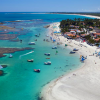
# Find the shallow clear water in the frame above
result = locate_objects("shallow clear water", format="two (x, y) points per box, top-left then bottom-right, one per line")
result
(0, 13), (92, 100)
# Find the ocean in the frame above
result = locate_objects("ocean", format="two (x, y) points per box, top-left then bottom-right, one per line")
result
(0, 13), (92, 100)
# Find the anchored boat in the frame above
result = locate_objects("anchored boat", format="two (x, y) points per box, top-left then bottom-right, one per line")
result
(34, 69), (40, 72)
(44, 61), (51, 65)
(46, 58), (50, 59)
(44, 53), (50, 56)
(9, 54), (13, 58)
(35, 34), (39, 37)
(27, 59), (34, 62)
(52, 46), (57, 49)
(70, 51), (75, 54)
(28, 42), (35, 45)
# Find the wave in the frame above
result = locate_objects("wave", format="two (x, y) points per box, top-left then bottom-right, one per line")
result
(19, 51), (34, 59)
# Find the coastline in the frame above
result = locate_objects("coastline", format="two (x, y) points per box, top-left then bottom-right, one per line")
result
(40, 22), (100, 100)
(68, 14), (100, 19)
(48, 13), (100, 19)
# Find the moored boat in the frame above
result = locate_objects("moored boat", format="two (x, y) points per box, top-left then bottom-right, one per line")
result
(27, 59), (34, 62)
(9, 54), (13, 58)
(35, 34), (39, 37)
(44, 53), (50, 56)
(28, 42), (35, 45)
(44, 61), (51, 65)
(46, 58), (50, 59)
(52, 46), (57, 49)
(46, 35), (49, 37)
(35, 39), (37, 41)
(34, 69), (40, 72)
(73, 48), (78, 51)
(70, 51), (75, 54)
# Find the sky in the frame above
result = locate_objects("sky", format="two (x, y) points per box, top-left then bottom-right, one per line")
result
(0, 0), (100, 12)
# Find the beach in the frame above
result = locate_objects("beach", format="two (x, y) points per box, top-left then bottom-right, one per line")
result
(41, 22), (100, 100)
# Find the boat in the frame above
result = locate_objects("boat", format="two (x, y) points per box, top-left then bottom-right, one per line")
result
(9, 54), (13, 58)
(35, 34), (37, 36)
(46, 35), (49, 37)
(28, 42), (35, 45)
(65, 44), (67, 46)
(46, 58), (50, 59)
(52, 46), (57, 49)
(70, 51), (75, 54)
(35, 34), (39, 37)
(44, 53), (50, 56)
(34, 69), (40, 72)
(44, 61), (51, 65)
(27, 59), (34, 62)
(46, 39), (50, 42)
(35, 39), (37, 41)
(73, 48), (78, 51)
(20, 40), (22, 43)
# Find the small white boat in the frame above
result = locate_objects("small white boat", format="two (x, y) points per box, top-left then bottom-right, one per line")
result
(52, 46), (57, 49)
(28, 42), (35, 45)
(70, 51), (75, 54)
(73, 48), (78, 51)
(44, 53), (50, 56)
(34, 69), (40, 72)
(27, 59), (34, 62)
(46, 35), (49, 37)
(44, 61), (51, 65)
(9, 54), (13, 58)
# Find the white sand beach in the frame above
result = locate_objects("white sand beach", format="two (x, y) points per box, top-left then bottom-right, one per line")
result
(41, 22), (100, 100)
(69, 14), (100, 19)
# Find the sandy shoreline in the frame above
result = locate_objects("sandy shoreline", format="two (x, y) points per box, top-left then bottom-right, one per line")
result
(66, 14), (100, 19)
(40, 21), (100, 100)
(49, 13), (100, 19)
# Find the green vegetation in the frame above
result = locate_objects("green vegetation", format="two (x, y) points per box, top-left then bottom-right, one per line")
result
(60, 18), (100, 34)
(60, 18), (100, 45)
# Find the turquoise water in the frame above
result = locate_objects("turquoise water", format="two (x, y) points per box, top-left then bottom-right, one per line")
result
(0, 13), (92, 100)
